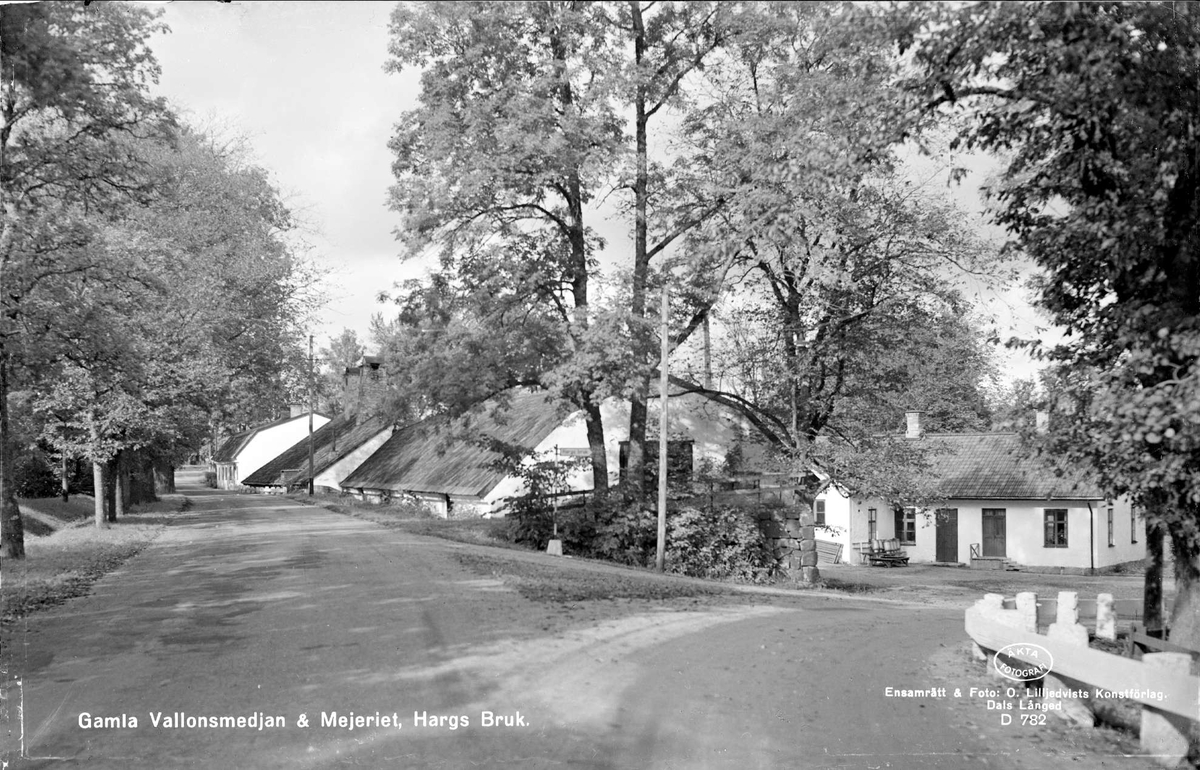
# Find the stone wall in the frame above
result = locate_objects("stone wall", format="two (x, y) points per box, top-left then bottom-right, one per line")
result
(754, 504), (819, 583)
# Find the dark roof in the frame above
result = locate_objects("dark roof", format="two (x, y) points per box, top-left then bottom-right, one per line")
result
(921, 433), (1104, 501)
(340, 389), (566, 498)
(241, 413), (390, 487)
(213, 429), (254, 463)
(210, 412), (331, 465)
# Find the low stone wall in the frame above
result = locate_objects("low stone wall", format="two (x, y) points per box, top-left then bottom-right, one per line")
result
(753, 505), (819, 583)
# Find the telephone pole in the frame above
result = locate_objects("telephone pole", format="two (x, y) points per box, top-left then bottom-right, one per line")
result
(307, 334), (315, 496)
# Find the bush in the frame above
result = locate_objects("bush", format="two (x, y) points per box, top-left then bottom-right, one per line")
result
(14, 450), (61, 498)
(665, 505), (776, 581)
(203, 471), (216, 488)
(507, 489), (775, 581)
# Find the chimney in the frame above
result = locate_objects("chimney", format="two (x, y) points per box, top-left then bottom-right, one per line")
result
(289, 404), (306, 419)
(1035, 410), (1049, 434)
(905, 411), (923, 439)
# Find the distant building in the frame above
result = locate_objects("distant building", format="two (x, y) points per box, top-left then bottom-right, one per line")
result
(211, 408), (331, 489)
(817, 412), (1145, 573)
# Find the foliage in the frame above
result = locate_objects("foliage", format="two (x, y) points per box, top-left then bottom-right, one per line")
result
(385, 1), (625, 489)
(12, 448), (59, 499)
(892, 1), (1200, 643)
(664, 505), (775, 582)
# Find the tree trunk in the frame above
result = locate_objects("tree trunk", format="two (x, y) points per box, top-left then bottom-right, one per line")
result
(1168, 524), (1200, 649)
(93, 460), (110, 529)
(114, 451), (128, 518)
(153, 457), (175, 495)
(0, 351), (24, 559)
(105, 457), (118, 523)
(61, 452), (70, 503)
(1144, 517), (1166, 635)
(584, 399), (608, 493)
(625, 0), (651, 504)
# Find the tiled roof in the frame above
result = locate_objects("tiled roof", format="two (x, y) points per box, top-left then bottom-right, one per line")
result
(340, 389), (566, 498)
(922, 433), (1103, 501)
(241, 413), (390, 487)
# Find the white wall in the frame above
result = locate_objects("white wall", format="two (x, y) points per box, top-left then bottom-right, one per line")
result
(312, 426), (392, 492)
(841, 496), (1146, 570)
(235, 414), (331, 485)
(814, 486), (854, 562)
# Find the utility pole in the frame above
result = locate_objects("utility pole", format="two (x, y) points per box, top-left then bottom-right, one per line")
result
(656, 283), (670, 572)
(307, 334), (315, 496)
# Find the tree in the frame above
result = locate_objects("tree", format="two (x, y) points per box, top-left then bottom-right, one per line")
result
(0, 2), (175, 557)
(317, 328), (365, 415)
(895, 2), (1200, 645)
(386, 0), (625, 491)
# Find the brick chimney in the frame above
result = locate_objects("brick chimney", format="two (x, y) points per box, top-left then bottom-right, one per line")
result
(289, 404), (306, 419)
(1036, 410), (1049, 434)
(905, 411), (923, 439)
(342, 355), (385, 417)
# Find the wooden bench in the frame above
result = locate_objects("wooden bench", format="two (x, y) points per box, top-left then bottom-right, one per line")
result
(854, 538), (910, 567)
(1125, 622), (1200, 662)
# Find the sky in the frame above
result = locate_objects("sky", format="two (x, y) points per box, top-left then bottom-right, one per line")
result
(147, 1), (1052, 384)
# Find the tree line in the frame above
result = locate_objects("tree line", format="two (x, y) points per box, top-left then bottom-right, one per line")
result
(376, 1), (1200, 644)
(0, 3), (317, 558)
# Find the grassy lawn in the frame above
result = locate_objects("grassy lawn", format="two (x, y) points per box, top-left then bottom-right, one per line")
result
(2, 497), (188, 626)
(292, 492), (519, 550)
(454, 551), (729, 603)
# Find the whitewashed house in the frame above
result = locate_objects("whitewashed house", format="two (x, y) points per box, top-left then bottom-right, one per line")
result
(211, 408), (331, 489)
(816, 413), (1146, 574)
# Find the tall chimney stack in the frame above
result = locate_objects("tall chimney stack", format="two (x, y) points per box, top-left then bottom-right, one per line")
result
(1035, 410), (1049, 434)
(905, 411), (923, 439)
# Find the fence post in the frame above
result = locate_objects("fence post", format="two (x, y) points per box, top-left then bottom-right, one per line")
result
(973, 594), (1005, 661)
(1044, 591), (1093, 726)
(1096, 593), (1116, 640)
(1140, 652), (1193, 766)
(1016, 592), (1038, 633)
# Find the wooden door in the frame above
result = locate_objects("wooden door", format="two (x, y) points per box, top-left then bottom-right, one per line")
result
(982, 508), (1007, 557)
(936, 508), (958, 562)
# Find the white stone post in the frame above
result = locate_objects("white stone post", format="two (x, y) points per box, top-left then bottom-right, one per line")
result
(1140, 652), (1193, 767)
(1044, 591), (1093, 725)
(1016, 592), (1039, 633)
(1096, 593), (1116, 640)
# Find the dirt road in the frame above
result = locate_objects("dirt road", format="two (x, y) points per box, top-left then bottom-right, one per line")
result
(1, 476), (1163, 768)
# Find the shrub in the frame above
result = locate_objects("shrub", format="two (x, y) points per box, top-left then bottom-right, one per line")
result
(203, 471), (217, 488)
(665, 505), (776, 581)
(14, 450), (60, 498)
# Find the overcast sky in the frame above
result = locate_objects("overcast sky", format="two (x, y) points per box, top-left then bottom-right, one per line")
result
(147, 1), (1050, 384)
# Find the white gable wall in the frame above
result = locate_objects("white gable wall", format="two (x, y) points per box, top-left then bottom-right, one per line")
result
(234, 414), (331, 486)
(312, 426), (393, 493)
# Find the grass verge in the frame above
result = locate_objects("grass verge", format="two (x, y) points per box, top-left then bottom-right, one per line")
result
(292, 492), (518, 550)
(1, 497), (187, 626)
(455, 551), (728, 603)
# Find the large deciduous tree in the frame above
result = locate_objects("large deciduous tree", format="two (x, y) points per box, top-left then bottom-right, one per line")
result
(0, 2), (174, 558)
(895, 2), (1200, 645)
(386, 0), (624, 491)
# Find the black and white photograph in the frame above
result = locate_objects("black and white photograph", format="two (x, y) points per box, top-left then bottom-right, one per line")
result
(1, 1), (1198, 767)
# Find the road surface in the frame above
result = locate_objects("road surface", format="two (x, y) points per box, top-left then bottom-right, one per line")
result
(2, 475), (1160, 768)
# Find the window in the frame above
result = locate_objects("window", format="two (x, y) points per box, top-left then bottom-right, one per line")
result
(1044, 509), (1068, 548)
(1132, 508), (1138, 544)
(894, 507), (917, 545)
(815, 499), (826, 526)
(1107, 503), (1115, 547)
(867, 508), (877, 541)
